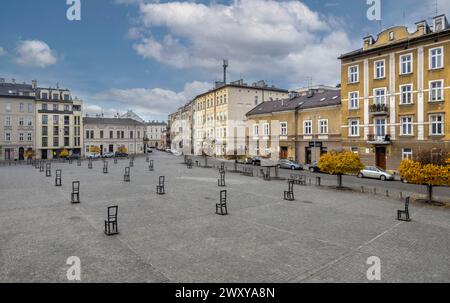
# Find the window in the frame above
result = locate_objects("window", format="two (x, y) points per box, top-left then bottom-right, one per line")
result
(19, 117), (24, 126)
(19, 103), (24, 112)
(375, 118), (386, 137)
(351, 147), (359, 154)
(389, 31), (395, 40)
(402, 148), (413, 160)
(254, 96), (259, 105)
(53, 126), (59, 136)
(91, 130), (94, 139)
(42, 115), (48, 125)
(41, 92), (48, 99)
(5, 116), (11, 126)
(304, 120), (312, 135)
(253, 124), (259, 137)
(400, 54), (412, 74)
(42, 103), (48, 110)
(28, 103), (33, 113)
(349, 92), (359, 109)
(319, 119), (328, 134)
(86, 130), (90, 139)
(53, 104), (58, 111)
(64, 126), (70, 136)
(27, 133), (32, 141)
(5, 132), (11, 141)
(19, 133), (24, 141)
(429, 80), (443, 102)
(42, 137), (48, 147)
(52, 93), (59, 100)
(27, 118), (32, 126)
(100, 130), (104, 139)
(53, 115), (59, 124)
(349, 120), (359, 136)
(429, 47), (443, 69)
(110, 131), (113, 139)
(280, 122), (288, 136)
(63, 94), (70, 101)
(400, 116), (413, 135)
(117, 131), (120, 139)
(429, 114), (444, 135)
(64, 137), (70, 146)
(374, 60), (385, 79)
(348, 65), (359, 83)
(5, 103), (11, 112)
(64, 104), (70, 111)
(53, 137), (59, 147)
(374, 88), (387, 105)
(263, 123), (270, 136)
(42, 126), (48, 136)
(400, 85), (413, 104)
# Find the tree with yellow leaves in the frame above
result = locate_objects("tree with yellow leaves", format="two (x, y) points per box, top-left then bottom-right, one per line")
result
(24, 149), (35, 159)
(117, 145), (128, 153)
(89, 146), (101, 154)
(399, 149), (450, 203)
(59, 149), (69, 158)
(318, 151), (365, 188)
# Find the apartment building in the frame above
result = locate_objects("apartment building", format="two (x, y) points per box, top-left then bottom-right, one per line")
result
(245, 88), (342, 165)
(339, 14), (450, 170)
(168, 100), (194, 154)
(194, 80), (289, 157)
(0, 80), (36, 161)
(34, 86), (83, 160)
(83, 117), (147, 155)
(146, 120), (167, 149)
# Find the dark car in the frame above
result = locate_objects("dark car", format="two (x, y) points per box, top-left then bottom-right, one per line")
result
(114, 152), (128, 158)
(67, 153), (81, 160)
(306, 161), (321, 173)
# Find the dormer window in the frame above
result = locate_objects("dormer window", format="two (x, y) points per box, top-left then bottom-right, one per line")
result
(389, 31), (395, 40)
(435, 19), (443, 31)
(41, 92), (48, 99)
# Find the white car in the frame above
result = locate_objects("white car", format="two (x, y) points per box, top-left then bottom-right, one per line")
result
(87, 153), (101, 159)
(358, 166), (394, 181)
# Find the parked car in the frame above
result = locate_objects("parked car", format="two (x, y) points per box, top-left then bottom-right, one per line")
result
(165, 148), (171, 153)
(249, 156), (261, 166)
(278, 159), (303, 170)
(67, 153), (80, 160)
(114, 152), (128, 158)
(87, 153), (101, 159)
(102, 152), (115, 158)
(358, 166), (394, 181)
(305, 161), (321, 173)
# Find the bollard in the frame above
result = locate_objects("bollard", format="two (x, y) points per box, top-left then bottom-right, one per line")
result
(315, 177), (321, 186)
(400, 192), (403, 200)
(361, 186), (364, 193)
(386, 190), (389, 197)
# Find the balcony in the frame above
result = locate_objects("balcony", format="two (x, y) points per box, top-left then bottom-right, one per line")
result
(369, 104), (388, 115)
(367, 134), (391, 145)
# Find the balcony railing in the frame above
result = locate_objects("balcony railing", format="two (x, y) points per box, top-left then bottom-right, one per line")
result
(367, 134), (391, 144)
(369, 104), (388, 115)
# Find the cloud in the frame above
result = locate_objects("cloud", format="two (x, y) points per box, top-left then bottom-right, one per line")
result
(14, 40), (57, 68)
(0, 47), (6, 56)
(128, 0), (355, 86)
(93, 81), (211, 118)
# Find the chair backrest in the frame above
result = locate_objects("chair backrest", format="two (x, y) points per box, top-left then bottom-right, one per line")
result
(125, 167), (130, 175)
(220, 190), (227, 203)
(288, 180), (294, 191)
(405, 197), (410, 210)
(107, 205), (118, 220)
(150, 160), (154, 166)
(104, 161), (108, 168)
(72, 181), (80, 192)
(46, 163), (51, 169)
(56, 169), (61, 177)
(159, 176), (165, 185)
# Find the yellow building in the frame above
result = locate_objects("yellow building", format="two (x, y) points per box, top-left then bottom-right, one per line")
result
(245, 88), (342, 165)
(193, 80), (289, 157)
(339, 15), (450, 170)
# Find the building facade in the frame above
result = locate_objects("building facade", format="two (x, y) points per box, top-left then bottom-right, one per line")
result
(194, 80), (289, 157)
(246, 88), (342, 165)
(35, 86), (83, 160)
(339, 15), (450, 170)
(168, 100), (195, 154)
(146, 120), (167, 149)
(83, 117), (147, 155)
(0, 81), (36, 161)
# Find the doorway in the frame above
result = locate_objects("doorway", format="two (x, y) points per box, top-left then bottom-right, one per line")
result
(375, 147), (386, 170)
(19, 147), (24, 161)
(305, 147), (312, 164)
(280, 147), (288, 159)
(41, 149), (48, 160)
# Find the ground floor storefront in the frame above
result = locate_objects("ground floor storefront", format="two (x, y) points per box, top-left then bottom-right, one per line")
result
(37, 148), (82, 160)
(295, 140), (342, 165)
(1, 145), (34, 161)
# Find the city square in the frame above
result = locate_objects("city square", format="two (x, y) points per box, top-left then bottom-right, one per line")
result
(1, 151), (449, 283)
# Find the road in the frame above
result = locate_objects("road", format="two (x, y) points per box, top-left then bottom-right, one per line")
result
(183, 154), (450, 202)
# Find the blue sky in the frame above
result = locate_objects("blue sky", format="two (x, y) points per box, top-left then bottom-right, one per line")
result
(0, 0), (448, 121)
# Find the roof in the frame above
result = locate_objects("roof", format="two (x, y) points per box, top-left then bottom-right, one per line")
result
(194, 83), (289, 100)
(246, 89), (341, 117)
(83, 117), (147, 126)
(0, 82), (35, 98)
(147, 121), (167, 126)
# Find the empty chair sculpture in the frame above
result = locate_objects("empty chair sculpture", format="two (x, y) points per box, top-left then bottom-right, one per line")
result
(289, 174), (307, 185)
(103, 161), (108, 174)
(218, 171), (226, 187)
(71, 181), (80, 203)
(397, 197), (411, 222)
(156, 176), (165, 195)
(284, 180), (295, 201)
(149, 160), (154, 171)
(45, 163), (51, 177)
(216, 190), (228, 215)
(35, 161), (40, 169)
(88, 159), (93, 169)
(40, 161), (44, 172)
(69, 158), (73, 164)
(124, 167), (130, 182)
(104, 206), (119, 235)
(114, 157), (118, 164)
(187, 159), (193, 169)
(55, 169), (62, 186)
(129, 159), (134, 167)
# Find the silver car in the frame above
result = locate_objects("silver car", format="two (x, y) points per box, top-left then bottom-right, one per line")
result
(278, 159), (303, 170)
(358, 166), (394, 181)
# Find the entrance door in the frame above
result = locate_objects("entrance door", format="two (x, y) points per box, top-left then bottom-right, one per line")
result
(280, 147), (288, 159)
(100, 145), (104, 155)
(109, 144), (114, 152)
(305, 147), (312, 164)
(375, 147), (386, 170)
(19, 147), (25, 161)
(42, 150), (47, 160)
(5, 149), (11, 160)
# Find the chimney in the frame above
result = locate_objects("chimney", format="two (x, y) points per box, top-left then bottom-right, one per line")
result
(415, 20), (429, 35)
(31, 80), (37, 89)
(363, 36), (374, 50)
(223, 59), (228, 84)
